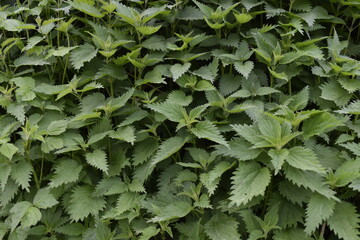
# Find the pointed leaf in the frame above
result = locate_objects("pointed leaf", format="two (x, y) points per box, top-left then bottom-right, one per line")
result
(85, 149), (108, 174)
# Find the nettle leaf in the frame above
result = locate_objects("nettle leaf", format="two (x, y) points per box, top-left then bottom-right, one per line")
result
(149, 201), (193, 223)
(49, 159), (82, 188)
(337, 101), (360, 114)
(305, 193), (336, 234)
(200, 161), (233, 195)
(286, 147), (325, 173)
(0, 161), (11, 191)
(328, 201), (360, 240)
(230, 162), (271, 206)
(268, 149), (288, 175)
(331, 158), (360, 187)
(132, 138), (158, 166)
(302, 112), (342, 139)
(14, 55), (50, 67)
(85, 149), (108, 174)
(289, 86), (309, 111)
(67, 185), (106, 221)
(7, 103), (26, 124)
(234, 61), (254, 79)
(137, 25), (162, 36)
(109, 125), (136, 144)
(167, 90), (193, 106)
(70, 43), (98, 70)
(33, 188), (58, 209)
(284, 165), (336, 199)
(170, 63), (191, 81)
(69, 0), (104, 18)
(10, 201), (41, 231)
(47, 120), (67, 135)
(192, 59), (219, 82)
(0, 143), (18, 160)
(274, 228), (313, 240)
(320, 81), (352, 107)
(214, 137), (262, 161)
(178, 6), (203, 20)
(204, 213), (241, 240)
(151, 136), (188, 165)
(191, 121), (228, 147)
(11, 77), (36, 101)
(11, 161), (33, 191)
(147, 102), (185, 123)
(46, 46), (78, 58)
(340, 142), (360, 156)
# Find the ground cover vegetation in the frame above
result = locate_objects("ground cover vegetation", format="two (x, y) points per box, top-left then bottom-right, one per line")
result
(0, 0), (360, 239)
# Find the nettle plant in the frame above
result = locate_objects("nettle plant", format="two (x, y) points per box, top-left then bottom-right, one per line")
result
(0, 0), (360, 239)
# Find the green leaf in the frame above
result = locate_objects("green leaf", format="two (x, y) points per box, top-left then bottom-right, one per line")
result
(302, 112), (342, 139)
(11, 77), (36, 101)
(191, 121), (228, 147)
(230, 162), (271, 206)
(47, 120), (67, 135)
(274, 228), (313, 240)
(7, 103), (26, 124)
(115, 192), (141, 215)
(33, 188), (58, 209)
(0, 143), (18, 160)
(49, 159), (83, 188)
(286, 147), (325, 173)
(204, 213), (241, 240)
(340, 142), (360, 156)
(167, 90), (193, 106)
(192, 59), (218, 82)
(331, 158), (360, 187)
(55, 223), (85, 236)
(200, 161), (233, 195)
(328, 201), (360, 240)
(147, 102), (185, 123)
(192, 0), (213, 18)
(109, 125), (136, 144)
(0, 179), (18, 207)
(11, 161), (33, 191)
(10, 201), (41, 231)
(69, 0), (104, 18)
(46, 46), (78, 58)
(70, 43), (98, 70)
(149, 201), (193, 222)
(94, 177), (128, 196)
(320, 81), (351, 107)
(289, 86), (309, 111)
(137, 25), (161, 35)
(178, 6), (203, 20)
(284, 165), (336, 199)
(0, 161), (11, 191)
(255, 87), (279, 96)
(85, 149), (108, 174)
(234, 61), (254, 79)
(132, 138), (158, 166)
(305, 193), (336, 234)
(14, 55), (50, 67)
(214, 137), (262, 161)
(151, 136), (188, 165)
(142, 36), (167, 51)
(67, 185), (106, 221)
(268, 149), (289, 175)
(337, 101), (360, 114)
(114, 2), (139, 26)
(170, 63), (191, 81)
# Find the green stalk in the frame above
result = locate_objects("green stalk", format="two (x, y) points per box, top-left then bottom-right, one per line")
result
(62, 34), (71, 84)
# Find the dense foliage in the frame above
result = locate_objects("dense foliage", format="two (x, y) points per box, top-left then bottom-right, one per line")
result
(1, 0), (360, 239)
